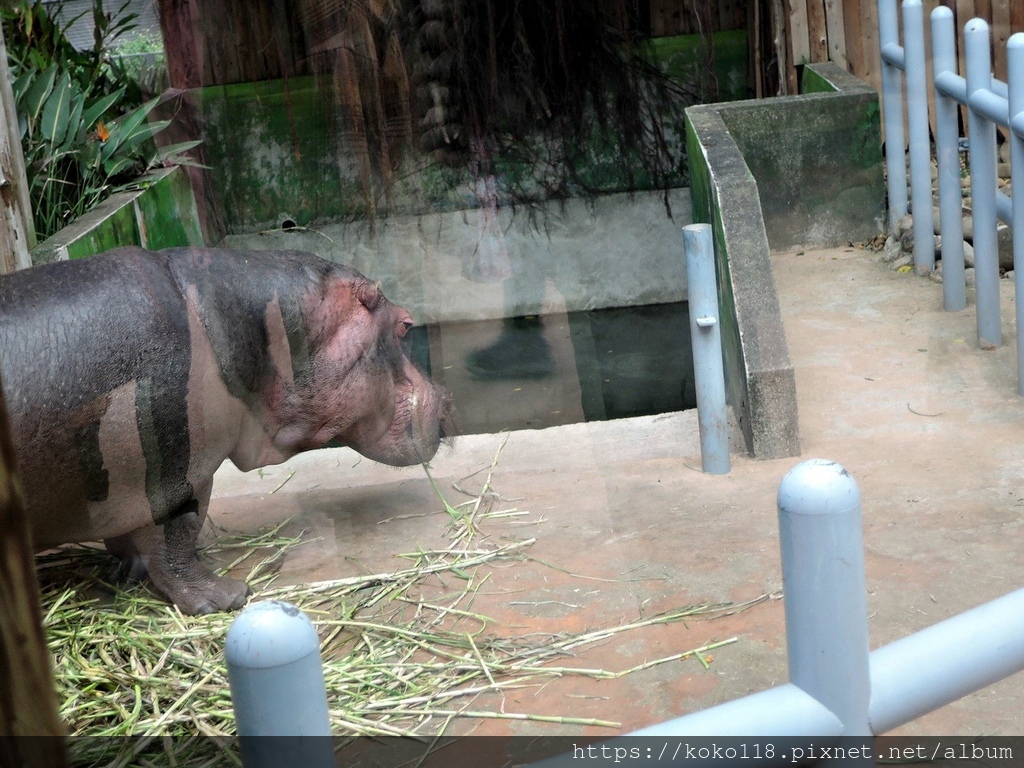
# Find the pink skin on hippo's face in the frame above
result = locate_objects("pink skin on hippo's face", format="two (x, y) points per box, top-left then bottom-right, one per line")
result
(265, 275), (453, 469)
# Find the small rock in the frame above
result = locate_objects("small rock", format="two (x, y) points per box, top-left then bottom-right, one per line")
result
(998, 225), (1015, 270)
(900, 225), (915, 252)
(962, 177), (972, 190)
(1006, 270), (1015, 281)
(1000, 141), (1012, 165)
(998, 162), (1012, 180)
(882, 235), (903, 263)
(962, 215), (973, 242)
(965, 267), (976, 287)
(930, 267), (943, 284)
(892, 254), (914, 271)
(897, 213), (914, 238)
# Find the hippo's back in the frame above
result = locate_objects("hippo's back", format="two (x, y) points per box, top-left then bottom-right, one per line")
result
(0, 248), (194, 544)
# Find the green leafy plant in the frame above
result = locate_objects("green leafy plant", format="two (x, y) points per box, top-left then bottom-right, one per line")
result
(2, 0), (198, 239)
(109, 30), (167, 97)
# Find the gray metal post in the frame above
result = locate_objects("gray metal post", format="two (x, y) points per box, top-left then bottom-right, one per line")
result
(1009, 34), (1024, 394)
(931, 7), (967, 310)
(777, 459), (871, 735)
(684, 224), (730, 474)
(879, 0), (908, 229)
(903, 0), (934, 274)
(226, 600), (334, 768)
(965, 18), (1002, 349)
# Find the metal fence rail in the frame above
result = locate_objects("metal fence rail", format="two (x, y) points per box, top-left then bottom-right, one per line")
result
(880, 0), (1024, 392)
(225, 460), (1024, 766)
(528, 460), (1024, 765)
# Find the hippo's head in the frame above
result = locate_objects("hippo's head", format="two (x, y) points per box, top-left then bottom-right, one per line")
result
(260, 261), (454, 468)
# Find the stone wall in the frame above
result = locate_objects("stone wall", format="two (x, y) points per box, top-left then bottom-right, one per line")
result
(683, 61), (885, 459)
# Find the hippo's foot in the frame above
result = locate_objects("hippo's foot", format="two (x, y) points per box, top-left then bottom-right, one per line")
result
(105, 512), (252, 615)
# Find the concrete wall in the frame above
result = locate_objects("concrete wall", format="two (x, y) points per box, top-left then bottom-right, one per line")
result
(221, 188), (692, 324)
(177, 32), (748, 236)
(186, 76), (690, 237)
(718, 64), (885, 251)
(684, 62), (885, 460)
(31, 167), (203, 264)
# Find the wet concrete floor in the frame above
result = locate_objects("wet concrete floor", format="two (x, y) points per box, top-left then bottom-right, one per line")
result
(211, 246), (1024, 738)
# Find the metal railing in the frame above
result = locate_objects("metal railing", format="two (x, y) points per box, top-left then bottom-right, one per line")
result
(225, 460), (1024, 764)
(684, 223), (730, 474)
(880, 0), (1024, 392)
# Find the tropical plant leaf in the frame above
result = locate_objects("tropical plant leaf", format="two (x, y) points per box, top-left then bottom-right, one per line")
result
(6, 0), (188, 239)
(100, 98), (158, 161)
(11, 70), (33, 103)
(153, 139), (203, 161)
(117, 117), (169, 155)
(80, 87), (125, 133)
(61, 92), (85, 152)
(79, 141), (101, 172)
(40, 71), (74, 146)
(21, 63), (57, 123)
(101, 155), (137, 177)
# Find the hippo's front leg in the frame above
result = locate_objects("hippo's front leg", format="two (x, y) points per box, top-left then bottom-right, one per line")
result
(104, 486), (251, 615)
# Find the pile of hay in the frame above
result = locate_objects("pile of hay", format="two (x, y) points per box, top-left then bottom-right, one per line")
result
(38, 457), (755, 767)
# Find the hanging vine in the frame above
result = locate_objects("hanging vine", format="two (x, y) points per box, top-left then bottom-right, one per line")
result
(298, 0), (705, 215)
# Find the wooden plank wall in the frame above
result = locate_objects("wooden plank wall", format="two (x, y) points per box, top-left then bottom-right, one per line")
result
(788, 0), (1024, 98)
(650, 0), (1024, 104)
(648, 0), (746, 35)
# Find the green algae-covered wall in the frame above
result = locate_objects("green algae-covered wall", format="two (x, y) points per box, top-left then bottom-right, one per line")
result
(653, 29), (749, 103)
(32, 167), (204, 264)
(187, 32), (747, 235)
(194, 74), (690, 233)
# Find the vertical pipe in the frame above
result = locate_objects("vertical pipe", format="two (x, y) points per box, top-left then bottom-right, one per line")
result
(904, 0), (934, 274)
(932, 7), (967, 310)
(965, 18), (1002, 349)
(879, 0), (908, 228)
(777, 460), (871, 736)
(226, 600), (334, 768)
(684, 224), (730, 474)
(1009, 34), (1024, 394)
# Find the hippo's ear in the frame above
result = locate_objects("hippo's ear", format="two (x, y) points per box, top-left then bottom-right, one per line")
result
(356, 280), (383, 311)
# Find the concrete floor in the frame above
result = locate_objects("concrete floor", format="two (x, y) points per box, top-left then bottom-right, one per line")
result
(210, 245), (1024, 737)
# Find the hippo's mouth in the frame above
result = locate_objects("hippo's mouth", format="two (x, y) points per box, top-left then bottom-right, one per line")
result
(366, 371), (454, 467)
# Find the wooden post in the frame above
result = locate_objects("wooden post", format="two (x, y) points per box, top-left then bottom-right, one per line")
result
(0, 378), (69, 762)
(0, 25), (35, 272)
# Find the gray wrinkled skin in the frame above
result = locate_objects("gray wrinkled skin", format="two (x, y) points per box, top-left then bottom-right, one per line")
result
(0, 247), (452, 614)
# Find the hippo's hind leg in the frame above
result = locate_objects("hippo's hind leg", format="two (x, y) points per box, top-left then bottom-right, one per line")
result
(104, 486), (251, 615)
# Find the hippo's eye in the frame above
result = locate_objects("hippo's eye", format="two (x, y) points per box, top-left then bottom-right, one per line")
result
(396, 319), (414, 338)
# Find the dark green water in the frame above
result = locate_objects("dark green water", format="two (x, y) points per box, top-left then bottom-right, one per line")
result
(404, 302), (696, 434)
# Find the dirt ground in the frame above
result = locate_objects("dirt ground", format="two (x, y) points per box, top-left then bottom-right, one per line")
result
(210, 245), (1024, 738)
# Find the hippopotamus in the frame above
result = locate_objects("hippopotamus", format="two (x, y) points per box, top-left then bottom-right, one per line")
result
(0, 247), (452, 615)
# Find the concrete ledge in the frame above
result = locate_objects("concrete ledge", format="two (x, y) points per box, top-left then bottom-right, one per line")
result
(221, 188), (692, 323)
(31, 166), (204, 264)
(686, 108), (800, 460)
(683, 62), (883, 459)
